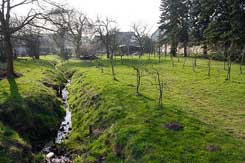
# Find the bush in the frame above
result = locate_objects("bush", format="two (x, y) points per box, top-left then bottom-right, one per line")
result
(211, 53), (225, 61)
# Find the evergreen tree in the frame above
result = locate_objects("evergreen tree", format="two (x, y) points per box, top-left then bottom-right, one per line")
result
(204, 0), (245, 52)
(159, 0), (181, 57)
(159, 0), (190, 57)
(190, 0), (217, 57)
(178, 0), (190, 57)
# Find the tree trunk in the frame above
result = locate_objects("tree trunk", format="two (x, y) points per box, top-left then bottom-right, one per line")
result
(139, 45), (143, 59)
(203, 44), (208, 58)
(240, 53), (244, 74)
(183, 57), (187, 68)
(208, 58), (211, 77)
(136, 68), (141, 95)
(226, 56), (232, 80)
(110, 55), (116, 80)
(35, 53), (40, 60)
(153, 45), (156, 57)
(121, 55), (123, 64)
(192, 57), (196, 72)
(106, 45), (110, 59)
(170, 47), (177, 57)
(184, 42), (188, 57)
(170, 38), (177, 57)
(223, 45), (228, 70)
(75, 44), (80, 58)
(156, 72), (164, 108)
(34, 40), (40, 60)
(164, 44), (167, 59)
(60, 46), (65, 59)
(171, 54), (175, 67)
(5, 33), (15, 78)
(127, 45), (130, 55)
(226, 41), (234, 80)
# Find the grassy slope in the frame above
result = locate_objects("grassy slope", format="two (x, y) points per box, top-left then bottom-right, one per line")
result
(0, 122), (33, 162)
(0, 56), (66, 162)
(63, 56), (245, 163)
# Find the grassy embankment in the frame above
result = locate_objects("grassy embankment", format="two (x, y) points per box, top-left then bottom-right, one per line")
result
(61, 56), (245, 163)
(0, 56), (66, 162)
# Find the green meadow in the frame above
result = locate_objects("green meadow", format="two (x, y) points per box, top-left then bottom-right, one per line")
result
(59, 55), (245, 162)
(0, 55), (244, 162)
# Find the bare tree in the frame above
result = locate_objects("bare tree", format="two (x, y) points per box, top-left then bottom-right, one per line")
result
(67, 10), (92, 58)
(148, 67), (165, 108)
(0, 0), (42, 77)
(150, 69), (165, 108)
(94, 17), (117, 59)
(40, 4), (71, 60)
(133, 66), (142, 95)
(16, 24), (42, 59)
(94, 17), (119, 80)
(131, 23), (147, 58)
(156, 71), (164, 108)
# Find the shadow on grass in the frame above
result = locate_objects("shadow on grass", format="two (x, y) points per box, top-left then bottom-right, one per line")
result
(137, 93), (155, 102)
(7, 78), (23, 103)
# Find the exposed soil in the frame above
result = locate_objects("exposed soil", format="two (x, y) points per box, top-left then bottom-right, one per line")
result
(164, 122), (183, 131)
(206, 145), (221, 152)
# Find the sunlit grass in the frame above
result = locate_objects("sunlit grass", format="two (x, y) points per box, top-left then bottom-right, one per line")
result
(62, 55), (245, 162)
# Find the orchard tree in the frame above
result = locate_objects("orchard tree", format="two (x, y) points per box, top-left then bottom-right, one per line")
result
(131, 23), (147, 58)
(109, 27), (119, 80)
(133, 66), (141, 95)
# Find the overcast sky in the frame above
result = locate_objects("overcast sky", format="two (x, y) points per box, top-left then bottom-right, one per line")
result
(66, 0), (161, 33)
(15, 0), (161, 34)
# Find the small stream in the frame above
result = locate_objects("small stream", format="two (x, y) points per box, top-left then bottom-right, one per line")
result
(43, 80), (72, 163)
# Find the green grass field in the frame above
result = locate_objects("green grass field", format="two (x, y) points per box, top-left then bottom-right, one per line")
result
(60, 55), (245, 162)
(0, 55), (244, 162)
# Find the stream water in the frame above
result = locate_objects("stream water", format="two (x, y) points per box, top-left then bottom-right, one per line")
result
(43, 80), (72, 163)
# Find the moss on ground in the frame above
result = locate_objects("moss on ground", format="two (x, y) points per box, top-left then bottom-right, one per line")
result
(62, 56), (245, 163)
